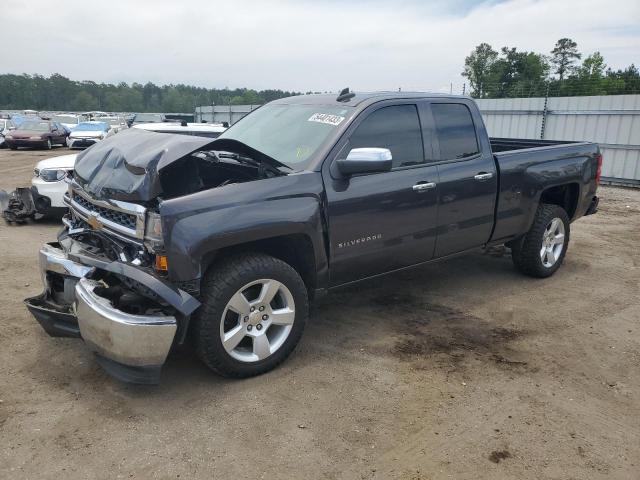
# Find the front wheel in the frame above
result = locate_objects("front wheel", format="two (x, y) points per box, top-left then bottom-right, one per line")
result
(45, 138), (52, 150)
(511, 203), (570, 278)
(194, 253), (308, 378)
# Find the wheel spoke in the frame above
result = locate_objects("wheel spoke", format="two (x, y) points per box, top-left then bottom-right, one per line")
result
(257, 280), (281, 305)
(540, 245), (547, 260)
(546, 248), (556, 265)
(253, 334), (271, 360)
(550, 218), (561, 234)
(227, 291), (251, 315)
(222, 325), (246, 352)
(553, 233), (565, 245)
(270, 307), (295, 325)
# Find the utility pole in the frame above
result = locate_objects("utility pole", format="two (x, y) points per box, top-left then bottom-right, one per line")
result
(540, 82), (550, 140)
(462, 83), (466, 95)
(450, 83), (453, 94)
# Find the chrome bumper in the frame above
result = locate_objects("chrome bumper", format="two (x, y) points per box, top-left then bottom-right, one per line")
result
(30, 242), (179, 380)
(75, 278), (176, 366)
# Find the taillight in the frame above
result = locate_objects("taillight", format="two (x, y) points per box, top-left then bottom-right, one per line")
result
(595, 153), (603, 185)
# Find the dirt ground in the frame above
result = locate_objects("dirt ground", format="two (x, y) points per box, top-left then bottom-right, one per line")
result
(0, 147), (639, 480)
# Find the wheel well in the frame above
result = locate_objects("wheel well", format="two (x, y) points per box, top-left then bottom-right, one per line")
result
(204, 234), (317, 294)
(540, 183), (579, 219)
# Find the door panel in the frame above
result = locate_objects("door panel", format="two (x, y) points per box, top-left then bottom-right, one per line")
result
(427, 101), (497, 257)
(434, 156), (497, 256)
(324, 102), (440, 286)
(326, 165), (439, 285)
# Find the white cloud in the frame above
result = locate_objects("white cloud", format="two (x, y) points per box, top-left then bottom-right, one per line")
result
(1, 0), (638, 92)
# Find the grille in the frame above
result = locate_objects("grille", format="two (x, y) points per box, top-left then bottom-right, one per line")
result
(72, 193), (138, 230)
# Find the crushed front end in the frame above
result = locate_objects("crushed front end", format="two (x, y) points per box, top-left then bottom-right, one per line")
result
(25, 181), (200, 384)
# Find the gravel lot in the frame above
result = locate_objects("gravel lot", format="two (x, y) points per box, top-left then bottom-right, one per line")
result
(1, 147), (639, 480)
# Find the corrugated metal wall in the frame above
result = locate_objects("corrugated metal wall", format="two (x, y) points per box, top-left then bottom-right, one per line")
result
(195, 105), (258, 125)
(477, 95), (640, 185)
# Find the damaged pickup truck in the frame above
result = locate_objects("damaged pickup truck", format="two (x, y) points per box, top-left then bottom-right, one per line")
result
(26, 91), (601, 383)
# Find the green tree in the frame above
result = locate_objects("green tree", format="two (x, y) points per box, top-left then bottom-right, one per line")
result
(579, 52), (606, 78)
(462, 43), (499, 98)
(73, 91), (98, 111)
(551, 38), (581, 81)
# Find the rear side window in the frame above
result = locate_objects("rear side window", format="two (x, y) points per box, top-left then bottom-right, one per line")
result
(431, 103), (479, 160)
(349, 105), (424, 168)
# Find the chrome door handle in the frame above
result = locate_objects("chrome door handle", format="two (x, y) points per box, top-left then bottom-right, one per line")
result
(474, 172), (494, 181)
(412, 182), (436, 192)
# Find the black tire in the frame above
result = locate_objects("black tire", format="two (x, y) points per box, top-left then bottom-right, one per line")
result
(511, 203), (570, 278)
(9, 144), (17, 150)
(45, 138), (52, 150)
(194, 253), (308, 378)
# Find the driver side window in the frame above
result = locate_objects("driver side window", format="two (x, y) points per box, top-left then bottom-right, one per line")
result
(349, 104), (424, 169)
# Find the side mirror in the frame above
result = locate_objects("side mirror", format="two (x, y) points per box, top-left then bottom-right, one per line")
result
(336, 148), (393, 176)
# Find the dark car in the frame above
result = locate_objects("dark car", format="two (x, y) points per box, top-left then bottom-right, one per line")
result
(26, 92), (600, 384)
(4, 120), (68, 150)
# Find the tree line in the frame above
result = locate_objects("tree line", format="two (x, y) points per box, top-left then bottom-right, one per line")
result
(462, 38), (640, 98)
(0, 74), (300, 112)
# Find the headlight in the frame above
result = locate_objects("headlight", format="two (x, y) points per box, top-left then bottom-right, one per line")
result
(144, 211), (164, 252)
(39, 169), (67, 182)
(5, 134), (12, 139)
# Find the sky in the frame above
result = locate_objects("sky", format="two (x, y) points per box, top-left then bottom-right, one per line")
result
(2, 0), (639, 93)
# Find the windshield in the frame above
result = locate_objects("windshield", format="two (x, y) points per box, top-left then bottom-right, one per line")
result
(75, 122), (108, 131)
(52, 115), (78, 124)
(20, 121), (50, 132)
(218, 104), (354, 170)
(134, 113), (163, 122)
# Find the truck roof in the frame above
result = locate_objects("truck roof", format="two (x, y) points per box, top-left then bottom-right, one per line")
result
(271, 91), (470, 107)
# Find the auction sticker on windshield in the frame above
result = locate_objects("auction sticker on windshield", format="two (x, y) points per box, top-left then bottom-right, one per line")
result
(308, 113), (345, 126)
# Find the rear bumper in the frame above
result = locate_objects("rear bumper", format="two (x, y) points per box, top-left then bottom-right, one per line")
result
(25, 242), (198, 383)
(585, 195), (599, 216)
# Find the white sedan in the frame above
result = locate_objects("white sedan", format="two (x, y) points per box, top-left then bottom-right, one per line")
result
(31, 153), (77, 215)
(67, 121), (114, 149)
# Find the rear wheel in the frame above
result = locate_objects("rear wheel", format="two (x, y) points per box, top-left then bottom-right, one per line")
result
(45, 138), (52, 150)
(9, 144), (17, 150)
(194, 253), (308, 378)
(511, 203), (570, 278)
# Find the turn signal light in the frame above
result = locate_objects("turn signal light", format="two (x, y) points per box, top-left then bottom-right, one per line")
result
(155, 255), (168, 271)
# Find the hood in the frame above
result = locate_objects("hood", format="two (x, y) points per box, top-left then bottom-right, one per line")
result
(8, 129), (45, 138)
(73, 128), (289, 202)
(36, 153), (78, 171)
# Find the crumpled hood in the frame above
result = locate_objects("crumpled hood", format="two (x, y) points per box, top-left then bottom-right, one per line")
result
(73, 128), (288, 203)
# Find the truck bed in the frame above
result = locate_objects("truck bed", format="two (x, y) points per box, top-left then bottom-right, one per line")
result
(490, 137), (583, 153)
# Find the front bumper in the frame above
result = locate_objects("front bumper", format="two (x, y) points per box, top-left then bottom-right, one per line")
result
(68, 137), (100, 149)
(5, 138), (47, 148)
(25, 241), (200, 383)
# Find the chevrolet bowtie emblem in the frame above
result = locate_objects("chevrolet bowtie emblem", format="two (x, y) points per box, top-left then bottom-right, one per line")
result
(87, 214), (103, 230)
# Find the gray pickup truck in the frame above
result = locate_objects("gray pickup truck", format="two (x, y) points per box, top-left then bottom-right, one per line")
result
(26, 91), (600, 383)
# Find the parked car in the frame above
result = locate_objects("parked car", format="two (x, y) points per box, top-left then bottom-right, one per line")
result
(4, 120), (68, 150)
(67, 121), (113, 149)
(0, 118), (13, 147)
(133, 121), (226, 138)
(30, 154), (77, 217)
(130, 112), (166, 125)
(25, 92), (600, 384)
(51, 113), (87, 130)
(100, 116), (128, 133)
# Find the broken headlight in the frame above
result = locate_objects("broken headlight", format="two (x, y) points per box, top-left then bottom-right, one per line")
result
(144, 211), (164, 253)
(38, 168), (68, 182)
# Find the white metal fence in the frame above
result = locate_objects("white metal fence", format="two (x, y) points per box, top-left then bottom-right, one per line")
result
(195, 105), (258, 125)
(476, 95), (640, 186)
